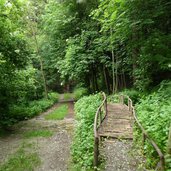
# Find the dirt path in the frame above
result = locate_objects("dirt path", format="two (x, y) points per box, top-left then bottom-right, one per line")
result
(0, 101), (75, 171)
(101, 139), (145, 171)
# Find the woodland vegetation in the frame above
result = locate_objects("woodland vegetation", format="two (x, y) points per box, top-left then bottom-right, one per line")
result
(0, 0), (171, 170)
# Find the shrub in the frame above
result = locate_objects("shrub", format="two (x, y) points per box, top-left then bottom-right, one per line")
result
(73, 87), (88, 100)
(8, 92), (59, 122)
(48, 92), (59, 102)
(135, 81), (171, 170)
(71, 94), (102, 169)
(122, 89), (142, 103)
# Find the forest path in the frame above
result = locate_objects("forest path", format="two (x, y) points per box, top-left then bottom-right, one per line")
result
(101, 139), (145, 171)
(95, 96), (146, 171)
(0, 101), (75, 171)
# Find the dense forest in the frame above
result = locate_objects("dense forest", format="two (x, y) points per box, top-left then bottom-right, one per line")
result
(0, 0), (171, 170)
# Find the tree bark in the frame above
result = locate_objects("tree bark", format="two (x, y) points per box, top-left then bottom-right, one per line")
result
(103, 65), (109, 94)
(28, 10), (48, 99)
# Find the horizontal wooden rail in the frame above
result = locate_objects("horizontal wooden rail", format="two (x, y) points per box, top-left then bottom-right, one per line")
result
(93, 92), (107, 169)
(120, 95), (165, 171)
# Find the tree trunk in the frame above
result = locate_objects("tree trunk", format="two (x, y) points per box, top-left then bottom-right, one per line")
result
(27, 9), (48, 99)
(34, 36), (48, 99)
(103, 65), (109, 94)
(115, 54), (118, 93)
(132, 26), (139, 85)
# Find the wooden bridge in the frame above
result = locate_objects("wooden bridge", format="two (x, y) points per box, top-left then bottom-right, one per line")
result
(93, 92), (165, 171)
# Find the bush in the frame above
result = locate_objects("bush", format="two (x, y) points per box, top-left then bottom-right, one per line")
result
(71, 94), (102, 169)
(122, 89), (142, 104)
(48, 92), (59, 102)
(8, 92), (59, 122)
(73, 87), (88, 100)
(135, 81), (171, 170)
(108, 89), (142, 104)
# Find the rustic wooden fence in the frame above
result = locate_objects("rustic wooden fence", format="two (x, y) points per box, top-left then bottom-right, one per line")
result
(120, 94), (165, 171)
(93, 92), (107, 168)
(93, 93), (165, 171)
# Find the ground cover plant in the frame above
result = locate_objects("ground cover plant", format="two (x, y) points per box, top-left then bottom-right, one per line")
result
(45, 104), (68, 120)
(23, 130), (53, 138)
(73, 87), (88, 100)
(0, 143), (40, 171)
(8, 92), (59, 123)
(71, 94), (102, 170)
(135, 81), (171, 170)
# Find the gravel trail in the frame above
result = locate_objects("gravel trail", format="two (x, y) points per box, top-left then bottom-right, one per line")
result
(101, 139), (145, 171)
(0, 101), (75, 171)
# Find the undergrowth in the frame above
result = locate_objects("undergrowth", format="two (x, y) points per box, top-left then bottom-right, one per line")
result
(135, 81), (171, 170)
(73, 87), (88, 100)
(8, 92), (59, 122)
(0, 142), (40, 171)
(71, 94), (102, 170)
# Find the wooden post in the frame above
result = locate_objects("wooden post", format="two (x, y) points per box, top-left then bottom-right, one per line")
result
(120, 95), (124, 105)
(100, 108), (102, 123)
(160, 156), (165, 171)
(142, 133), (146, 154)
(167, 124), (171, 155)
(94, 137), (99, 170)
(129, 99), (131, 111)
(105, 99), (107, 116)
(128, 98), (129, 109)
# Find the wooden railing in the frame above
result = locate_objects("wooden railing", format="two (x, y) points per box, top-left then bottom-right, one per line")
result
(119, 94), (165, 171)
(93, 92), (107, 169)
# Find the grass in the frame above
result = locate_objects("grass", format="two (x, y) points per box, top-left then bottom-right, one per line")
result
(45, 104), (68, 120)
(63, 93), (73, 100)
(23, 130), (53, 138)
(0, 144), (40, 171)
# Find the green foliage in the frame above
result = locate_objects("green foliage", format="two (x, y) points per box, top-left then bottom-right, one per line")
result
(0, 144), (40, 171)
(92, 0), (171, 91)
(63, 93), (74, 100)
(122, 89), (142, 104)
(107, 94), (120, 103)
(71, 94), (102, 169)
(4, 92), (59, 124)
(45, 104), (68, 120)
(73, 87), (88, 100)
(0, 0), (32, 127)
(136, 81), (171, 169)
(23, 130), (53, 138)
(48, 92), (60, 103)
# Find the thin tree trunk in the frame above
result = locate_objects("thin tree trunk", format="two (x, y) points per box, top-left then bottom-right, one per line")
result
(115, 54), (118, 93)
(111, 28), (115, 94)
(132, 26), (139, 85)
(91, 66), (95, 93)
(33, 30), (48, 99)
(112, 48), (115, 94)
(94, 69), (99, 91)
(103, 65), (109, 94)
(27, 10), (48, 99)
